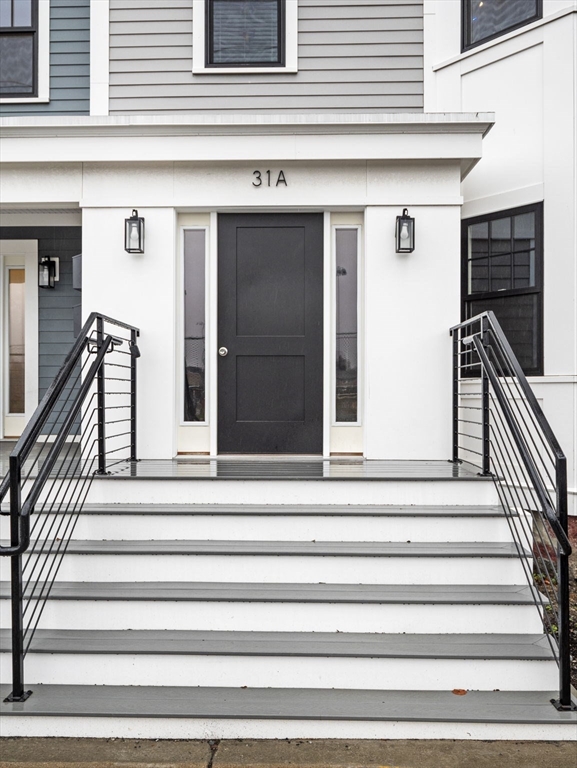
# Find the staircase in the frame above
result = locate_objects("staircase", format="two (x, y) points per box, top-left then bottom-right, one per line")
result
(2, 459), (575, 740)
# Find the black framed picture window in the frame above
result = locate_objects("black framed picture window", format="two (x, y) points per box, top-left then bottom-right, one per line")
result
(0, 0), (37, 97)
(206, 0), (285, 68)
(462, 0), (542, 51)
(462, 203), (543, 376)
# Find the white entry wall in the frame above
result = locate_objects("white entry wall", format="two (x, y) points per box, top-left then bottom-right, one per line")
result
(82, 207), (178, 459)
(80, 170), (464, 460)
(364, 205), (460, 461)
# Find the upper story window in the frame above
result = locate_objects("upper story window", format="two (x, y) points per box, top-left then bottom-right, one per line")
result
(462, 0), (542, 51)
(193, 0), (297, 74)
(462, 203), (543, 375)
(0, 0), (38, 96)
(207, 0), (284, 68)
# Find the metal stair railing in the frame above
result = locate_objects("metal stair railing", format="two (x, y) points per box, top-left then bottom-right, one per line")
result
(450, 311), (575, 711)
(0, 312), (140, 702)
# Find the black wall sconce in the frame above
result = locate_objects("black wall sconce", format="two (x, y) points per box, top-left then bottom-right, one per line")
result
(395, 208), (415, 253)
(38, 256), (59, 289)
(125, 209), (145, 253)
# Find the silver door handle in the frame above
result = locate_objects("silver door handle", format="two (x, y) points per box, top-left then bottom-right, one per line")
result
(218, 347), (228, 357)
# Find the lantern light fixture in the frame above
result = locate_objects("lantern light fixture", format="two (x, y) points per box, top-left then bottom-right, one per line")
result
(395, 208), (415, 253)
(38, 256), (59, 289)
(124, 209), (145, 254)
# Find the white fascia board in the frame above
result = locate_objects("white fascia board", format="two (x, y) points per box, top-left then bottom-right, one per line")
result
(0, 133), (487, 170)
(90, 0), (109, 116)
(0, 113), (494, 170)
(0, 112), (495, 135)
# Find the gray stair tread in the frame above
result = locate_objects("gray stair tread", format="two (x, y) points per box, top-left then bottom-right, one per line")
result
(0, 629), (555, 660)
(0, 581), (539, 604)
(38, 503), (507, 517)
(96, 458), (490, 481)
(26, 540), (524, 558)
(1, 684), (574, 724)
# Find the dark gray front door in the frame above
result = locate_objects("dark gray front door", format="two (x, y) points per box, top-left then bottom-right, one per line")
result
(218, 213), (323, 453)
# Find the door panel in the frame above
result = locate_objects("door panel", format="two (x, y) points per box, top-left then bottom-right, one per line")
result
(218, 213), (323, 454)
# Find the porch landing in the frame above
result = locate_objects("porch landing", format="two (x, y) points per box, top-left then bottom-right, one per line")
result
(94, 457), (486, 481)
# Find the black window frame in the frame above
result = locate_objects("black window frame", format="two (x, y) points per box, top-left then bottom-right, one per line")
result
(462, 0), (542, 52)
(205, 0), (285, 69)
(461, 202), (544, 377)
(0, 0), (38, 98)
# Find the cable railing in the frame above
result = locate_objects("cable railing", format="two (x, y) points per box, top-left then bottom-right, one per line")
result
(0, 312), (140, 702)
(450, 311), (574, 712)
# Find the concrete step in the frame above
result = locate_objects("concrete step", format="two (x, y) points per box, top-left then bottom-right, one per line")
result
(7, 540), (529, 585)
(1, 684), (575, 740)
(15, 504), (517, 543)
(0, 629), (557, 691)
(0, 582), (545, 633)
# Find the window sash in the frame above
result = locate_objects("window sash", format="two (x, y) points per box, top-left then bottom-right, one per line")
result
(462, 203), (543, 376)
(205, 0), (285, 68)
(462, 0), (542, 52)
(0, 0), (37, 97)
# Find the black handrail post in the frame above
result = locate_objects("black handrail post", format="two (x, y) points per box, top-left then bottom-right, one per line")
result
(96, 317), (107, 475)
(130, 329), (138, 462)
(552, 456), (575, 711)
(4, 455), (31, 702)
(451, 329), (460, 463)
(481, 316), (491, 476)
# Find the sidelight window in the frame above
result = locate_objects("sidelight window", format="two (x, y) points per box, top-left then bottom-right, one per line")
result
(183, 229), (207, 422)
(334, 228), (359, 423)
(7, 268), (25, 414)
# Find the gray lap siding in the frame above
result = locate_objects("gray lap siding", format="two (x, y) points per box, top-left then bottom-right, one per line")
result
(109, 0), (424, 115)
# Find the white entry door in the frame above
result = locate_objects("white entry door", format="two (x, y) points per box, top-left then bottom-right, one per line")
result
(1, 240), (39, 439)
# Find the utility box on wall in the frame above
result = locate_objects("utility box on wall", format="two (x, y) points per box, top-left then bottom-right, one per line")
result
(72, 253), (82, 291)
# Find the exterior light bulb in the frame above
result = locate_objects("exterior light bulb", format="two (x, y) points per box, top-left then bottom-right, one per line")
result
(129, 222), (140, 249)
(400, 222), (410, 242)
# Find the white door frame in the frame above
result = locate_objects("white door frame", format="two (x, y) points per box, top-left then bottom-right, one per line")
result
(1, 240), (39, 439)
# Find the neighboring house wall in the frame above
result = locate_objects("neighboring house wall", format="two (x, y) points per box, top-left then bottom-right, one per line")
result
(426, 0), (577, 513)
(108, 0), (424, 114)
(0, 226), (81, 402)
(0, 0), (90, 117)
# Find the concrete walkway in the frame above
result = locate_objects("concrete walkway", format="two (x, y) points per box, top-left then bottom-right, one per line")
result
(1, 738), (576, 768)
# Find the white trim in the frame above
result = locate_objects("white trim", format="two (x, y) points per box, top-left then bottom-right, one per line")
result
(331, 224), (362, 428)
(433, 6), (576, 72)
(90, 0), (110, 116)
(461, 184), (545, 220)
(322, 212), (331, 457)
(192, 0), (298, 75)
(0, 0), (50, 104)
(209, 211), (218, 456)
(0, 113), (496, 134)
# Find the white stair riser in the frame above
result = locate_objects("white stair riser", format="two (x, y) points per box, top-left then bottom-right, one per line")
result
(0, 601), (545, 634)
(2, 653), (558, 692)
(45, 514), (516, 543)
(6, 554), (529, 585)
(2, 716), (574, 741)
(86, 479), (499, 507)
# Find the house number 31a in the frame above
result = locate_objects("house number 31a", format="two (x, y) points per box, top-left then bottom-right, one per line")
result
(252, 170), (288, 187)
